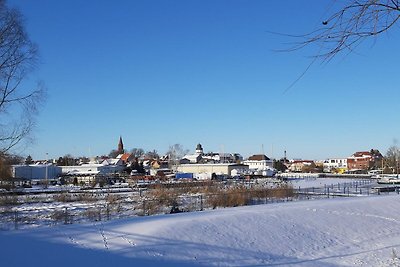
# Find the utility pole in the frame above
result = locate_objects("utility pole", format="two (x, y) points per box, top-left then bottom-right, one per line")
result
(45, 152), (48, 189)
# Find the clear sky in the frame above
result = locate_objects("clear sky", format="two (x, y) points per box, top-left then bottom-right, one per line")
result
(8, 0), (400, 160)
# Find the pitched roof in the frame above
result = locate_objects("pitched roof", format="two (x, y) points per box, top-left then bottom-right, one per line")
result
(248, 154), (270, 161)
(352, 151), (372, 158)
(119, 153), (132, 162)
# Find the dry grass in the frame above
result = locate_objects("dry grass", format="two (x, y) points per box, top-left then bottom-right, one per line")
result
(53, 193), (74, 202)
(143, 182), (295, 212)
(84, 207), (102, 221)
(208, 187), (250, 208)
(0, 195), (19, 206)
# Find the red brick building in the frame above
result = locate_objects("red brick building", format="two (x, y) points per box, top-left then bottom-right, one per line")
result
(347, 150), (382, 171)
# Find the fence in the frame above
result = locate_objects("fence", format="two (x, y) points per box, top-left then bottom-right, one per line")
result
(0, 179), (397, 230)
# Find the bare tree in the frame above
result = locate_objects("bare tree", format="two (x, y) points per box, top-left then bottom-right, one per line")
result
(130, 147), (145, 158)
(385, 145), (400, 173)
(288, 1), (400, 62)
(0, 153), (12, 180)
(145, 149), (159, 160)
(166, 144), (189, 167)
(108, 149), (119, 158)
(0, 0), (45, 153)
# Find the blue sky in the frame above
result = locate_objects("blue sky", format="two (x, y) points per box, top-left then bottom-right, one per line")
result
(8, 0), (400, 160)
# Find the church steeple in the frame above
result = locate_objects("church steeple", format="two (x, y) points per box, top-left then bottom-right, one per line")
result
(118, 136), (124, 154)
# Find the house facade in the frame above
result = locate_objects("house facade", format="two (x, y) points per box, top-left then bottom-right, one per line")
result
(288, 160), (315, 172)
(181, 143), (242, 164)
(243, 154), (273, 171)
(13, 164), (62, 180)
(177, 163), (249, 178)
(347, 150), (383, 171)
(323, 158), (348, 173)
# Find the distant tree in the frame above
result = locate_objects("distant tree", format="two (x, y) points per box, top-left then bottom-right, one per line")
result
(145, 149), (159, 160)
(24, 155), (33, 165)
(132, 160), (145, 174)
(108, 149), (119, 159)
(0, 152), (22, 182)
(130, 148), (145, 158)
(56, 154), (76, 166)
(0, 153), (12, 180)
(78, 157), (89, 164)
(0, 1), (45, 153)
(301, 162), (317, 173)
(385, 145), (400, 173)
(166, 144), (189, 167)
(370, 149), (383, 170)
(273, 159), (287, 172)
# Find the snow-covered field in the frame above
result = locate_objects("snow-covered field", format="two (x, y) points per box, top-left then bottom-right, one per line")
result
(288, 177), (372, 189)
(2, 195), (400, 266)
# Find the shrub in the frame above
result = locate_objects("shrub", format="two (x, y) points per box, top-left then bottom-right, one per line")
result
(53, 193), (74, 202)
(0, 195), (19, 206)
(207, 187), (251, 209)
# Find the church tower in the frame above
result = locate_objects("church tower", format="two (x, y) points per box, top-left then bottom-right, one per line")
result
(118, 136), (124, 154)
(195, 143), (203, 155)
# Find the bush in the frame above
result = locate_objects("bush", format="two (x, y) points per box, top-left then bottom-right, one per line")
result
(84, 207), (102, 221)
(53, 193), (74, 202)
(77, 193), (98, 202)
(0, 195), (19, 206)
(51, 208), (71, 224)
(208, 187), (251, 209)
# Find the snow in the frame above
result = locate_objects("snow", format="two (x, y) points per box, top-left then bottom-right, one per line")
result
(289, 177), (372, 189)
(2, 195), (400, 266)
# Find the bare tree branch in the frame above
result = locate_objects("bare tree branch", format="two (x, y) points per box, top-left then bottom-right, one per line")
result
(294, 0), (400, 62)
(0, 0), (45, 153)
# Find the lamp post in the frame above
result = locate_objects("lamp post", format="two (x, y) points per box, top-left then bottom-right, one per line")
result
(45, 153), (48, 189)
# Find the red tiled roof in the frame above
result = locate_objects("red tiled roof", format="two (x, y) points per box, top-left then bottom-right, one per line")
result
(119, 153), (132, 161)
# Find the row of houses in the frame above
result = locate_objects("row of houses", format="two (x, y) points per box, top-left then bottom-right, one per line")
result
(290, 149), (383, 173)
(11, 139), (384, 182)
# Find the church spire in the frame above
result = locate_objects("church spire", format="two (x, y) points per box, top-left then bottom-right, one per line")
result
(118, 136), (124, 154)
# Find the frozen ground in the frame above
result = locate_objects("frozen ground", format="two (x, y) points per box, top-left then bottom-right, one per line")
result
(288, 177), (373, 189)
(1, 195), (400, 266)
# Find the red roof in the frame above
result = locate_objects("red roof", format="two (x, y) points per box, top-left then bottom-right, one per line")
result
(119, 153), (132, 162)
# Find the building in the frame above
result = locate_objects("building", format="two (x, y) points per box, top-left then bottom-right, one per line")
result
(288, 160), (315, 172)
(117, 136), (124, 154)
(61, 159), (125, 176)
(12, 164), (62, 180)
(347, 150), (383, 171)
(177, 163), (249, 179)
(181, 143), (242, 164)
(117, 153), (135, 164)
(181, 143), (204, 163)
(243, 154), (273, 171)
(323, 158), (348, 173)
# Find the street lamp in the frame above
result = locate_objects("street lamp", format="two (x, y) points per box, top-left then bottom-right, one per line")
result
(45, 153), (48, 189)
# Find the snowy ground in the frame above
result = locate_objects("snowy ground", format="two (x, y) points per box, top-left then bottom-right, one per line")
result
(288, 177), (373, 189)
(2, 195), (400, 266)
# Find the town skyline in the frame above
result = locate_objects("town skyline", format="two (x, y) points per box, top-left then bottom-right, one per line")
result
(25, 136), (387, 164)
(7, 0), (400, 161)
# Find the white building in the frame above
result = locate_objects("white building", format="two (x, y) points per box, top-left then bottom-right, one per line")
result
(243, 154), (273, 171)
(177, 163), (249, 179)
(181, 143), (242, 164)
(323, 158), (348, 172)
(13, 164), (62, 180)
(61, 159), (125, 175)
(181, 143), (204, 163)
